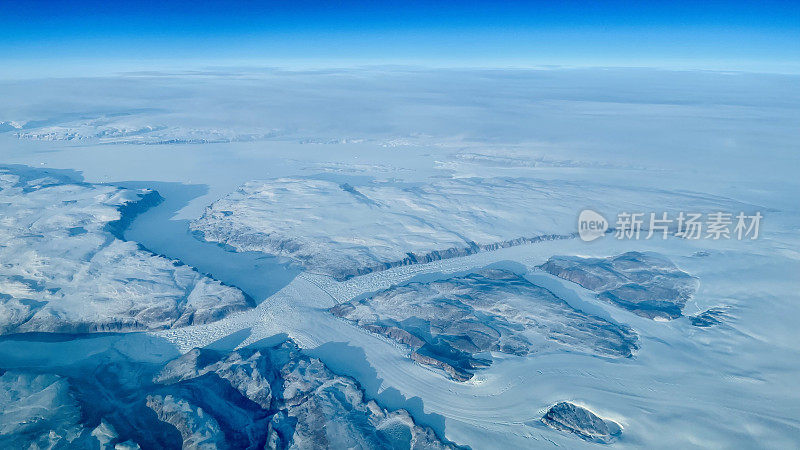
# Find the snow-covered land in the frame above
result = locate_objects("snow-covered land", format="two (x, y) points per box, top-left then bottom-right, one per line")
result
(0, 371), (93, 449)
(0, 166), (252, 334)
(0, 369), (143, 449)
(12, 117), (280, 146)
(152, 340), (458, 449)
(191, 177), (748, 280)
(541, 402), (622, 444)
(0, 337), (457, 449)
(331, 269), (638, 381)
(540, 252), (698, 320)
(0, 68), (798, 449)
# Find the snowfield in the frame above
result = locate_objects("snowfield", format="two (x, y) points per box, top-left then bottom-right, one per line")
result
(0, 67), (798, 449)
(13, 118), (281, 146)
(190, 176), (751, 280)
(0, 166), (252, 334)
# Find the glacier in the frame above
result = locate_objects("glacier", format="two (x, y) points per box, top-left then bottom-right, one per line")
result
(0, 68), (798, 449)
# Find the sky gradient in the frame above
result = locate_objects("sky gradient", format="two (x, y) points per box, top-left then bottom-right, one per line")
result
(2, 0), (799, 74)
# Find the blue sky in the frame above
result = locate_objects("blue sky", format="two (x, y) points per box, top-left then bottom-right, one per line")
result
(2, 0), (799, 73)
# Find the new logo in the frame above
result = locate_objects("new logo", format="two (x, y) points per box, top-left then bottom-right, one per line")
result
(578, 209), (608, 242)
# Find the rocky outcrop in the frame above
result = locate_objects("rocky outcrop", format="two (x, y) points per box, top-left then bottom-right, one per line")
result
(0, 371), (127, 449)
(689, 307), (729, 327)
(540, 252), (698, 320)
(331, 270), (638, 381)
(146, 394), (227, 449)
(541, 402), (621, 444)
(0, 337), (462, 450)
(152, 340), (461, 449)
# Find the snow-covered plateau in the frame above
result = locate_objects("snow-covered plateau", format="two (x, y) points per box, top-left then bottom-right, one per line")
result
(190, 177), (751, 280)
(0, 68), (798, 449)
